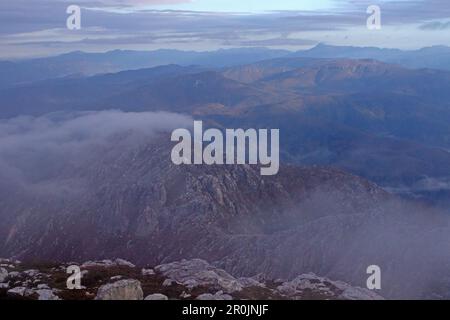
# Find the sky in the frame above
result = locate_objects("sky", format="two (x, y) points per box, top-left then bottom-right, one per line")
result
(143, 0), (335, 12)
(0, 0), (449, 59)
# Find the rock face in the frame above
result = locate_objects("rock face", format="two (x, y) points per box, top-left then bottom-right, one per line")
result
(0, 141), (388, 278)
(95, 280), (144, 300)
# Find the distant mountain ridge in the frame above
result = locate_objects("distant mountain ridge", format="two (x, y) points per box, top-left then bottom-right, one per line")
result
(1, 44), (450, 89)
(289, 43), (450, 71)
(0, 48), (289, 88)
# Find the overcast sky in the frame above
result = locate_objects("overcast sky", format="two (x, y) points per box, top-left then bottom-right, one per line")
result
(1, 0), (449, 59)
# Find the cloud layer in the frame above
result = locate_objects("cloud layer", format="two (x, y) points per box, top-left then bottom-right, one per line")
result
(0, 0), (450, 58)
(0, 110), (191, 194)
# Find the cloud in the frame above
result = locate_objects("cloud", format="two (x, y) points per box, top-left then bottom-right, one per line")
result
(228, 184), (450, 298)
(0, 110), (192, 195)
(419, 20), (450, 30)
(225, 37), (317, 47)
(1, 0), (450, 57)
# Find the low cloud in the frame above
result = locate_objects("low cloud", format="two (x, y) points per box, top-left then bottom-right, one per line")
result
(419, 21), (450, 30)
(0, 110), (191, 195)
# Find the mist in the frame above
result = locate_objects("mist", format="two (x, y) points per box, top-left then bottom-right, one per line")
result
(1, 110), (449, 300)
(244, 188), (450, 299)
(0, 110), (192, 195)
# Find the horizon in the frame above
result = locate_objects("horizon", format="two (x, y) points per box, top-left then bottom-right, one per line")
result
(3, 43), (450, 61)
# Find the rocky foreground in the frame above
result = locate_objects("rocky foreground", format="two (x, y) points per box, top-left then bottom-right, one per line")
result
(0, 258), (382, 300)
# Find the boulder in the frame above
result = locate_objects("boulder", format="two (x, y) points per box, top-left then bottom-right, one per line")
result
(114, 259), (135, 268)
(0, 282), (9, 289)
(155, 259), (243, 293)
(36, 289), (60, 300)
(95, 279), (143, 300)
(196, 291), (233, 300)
(238, 276), (265, 288)
(276, 273), (383, 300)
(142, 268), (155, 276)
(7, 287), (32, 297)
(7, 271), (20, 279)
(82, 260), (115, 268)
(37, 284), (50, 290)
(23, 269), (40, 277)
(0, 267), (8, 282)
(81, 259), (135, 269)
(144, 293), (169, 300)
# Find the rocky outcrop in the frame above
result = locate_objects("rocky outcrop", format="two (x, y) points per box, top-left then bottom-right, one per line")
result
(155, 259), (244, 293)
(197, 291), (233, 300)
(95, 279), (143, 300)
(276, 273), (383, 300)
(0, 258), (384, 300)
(82, 258), (135, 269)
(35, 289), (60, 300)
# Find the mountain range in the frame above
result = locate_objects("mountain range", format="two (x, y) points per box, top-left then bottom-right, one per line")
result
(1, 44), (450, 89)
(1, 46), (450, 299)
(1, 56), (449, 206)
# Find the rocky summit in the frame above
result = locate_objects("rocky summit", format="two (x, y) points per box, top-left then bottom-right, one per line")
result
(0, 258), (383, 300)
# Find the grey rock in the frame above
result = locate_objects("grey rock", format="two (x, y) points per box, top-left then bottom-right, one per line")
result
(144, 293), (169, 300)
(23, 269), (40, 277)
(276, 273), (383, 300)
(82, 260), (114, 268)
(196, 291), (233, 300)
(0, 267), (8, 282)
(36, 289), (60, 300)
(95, 279), (143, 300)
(238, 277), (265, 288)
(81, 259), (135, 269)
(114, 259), (135, 268)
(0, 282), (9, 289)
(142, 268), (155, 276)
(37, 284), (50, 290)
(162, 279), (175, 287)
(7, 287), (33, 297)
(156, 259), (243, 293)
